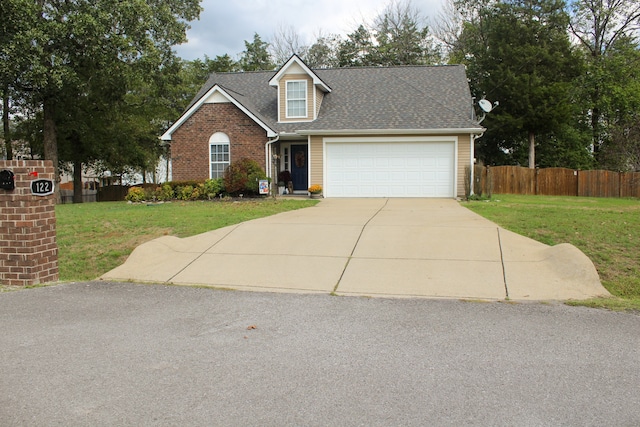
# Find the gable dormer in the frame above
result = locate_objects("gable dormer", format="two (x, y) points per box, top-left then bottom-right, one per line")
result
(269, 54), (331, 123)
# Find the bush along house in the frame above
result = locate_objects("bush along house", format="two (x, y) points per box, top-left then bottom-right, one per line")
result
(161, 54), (485, 198)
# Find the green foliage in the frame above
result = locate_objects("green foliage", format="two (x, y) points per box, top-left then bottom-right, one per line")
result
(156, 184), (175, 201)
(569, 0), (640, 153)
(468, 0), (581, 167)
(239, 33), (275, 71)
(123, 179), (225, 202)
(373, 1), (440, 65)
(337, 25), (376, 67)
(176, 185), (194, 201)
(337, 2), (440, 67)
(304, 35), (341, 68)
(203, 178), (224, 199)
(1, 0), (202, 188)
(125, 187), (146, 203)
(223, 158), (268, 196)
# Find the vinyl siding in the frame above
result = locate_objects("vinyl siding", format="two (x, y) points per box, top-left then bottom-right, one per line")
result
(310, 135), (323, 187)
(279, 74), (314, 122)
(456, 134), (471, 198)
(315, 87), (324, 117)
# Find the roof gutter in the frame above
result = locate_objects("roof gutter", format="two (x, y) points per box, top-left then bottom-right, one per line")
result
(297, 128), (485, 136)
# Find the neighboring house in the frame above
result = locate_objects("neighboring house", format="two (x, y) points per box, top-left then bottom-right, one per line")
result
(161, 55), (484, 198)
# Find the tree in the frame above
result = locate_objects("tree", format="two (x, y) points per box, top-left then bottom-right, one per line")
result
(337, 0), (440, 67)
(2, 0), (201, 193)
(433, 0), (496, 64)
(592, 38), (640, 170)
(373, 0), (441, 65)
(239, 33), (275, 71)
(270, 25), (306, 65)
(569, 0), (640, 156)
(0, 0), (38, 160)
(461, 0), (584, 168)
(2, 94), (12, 160)
(337, 25), (377, 66)
(304, 33), (342, 68)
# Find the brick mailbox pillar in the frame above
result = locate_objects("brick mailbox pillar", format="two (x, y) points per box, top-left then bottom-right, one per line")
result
(0, 160), (59, 286)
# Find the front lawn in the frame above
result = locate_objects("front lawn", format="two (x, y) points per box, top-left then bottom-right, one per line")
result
(464, 194), (640, 311)
(56, 199), (318, 282)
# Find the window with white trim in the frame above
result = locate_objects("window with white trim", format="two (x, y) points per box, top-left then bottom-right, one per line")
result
(286, 80), (307, 118)
(283, 147), (290, 171)
(209, 132), (230, 179)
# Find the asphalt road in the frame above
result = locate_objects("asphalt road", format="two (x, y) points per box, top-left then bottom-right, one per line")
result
(1, 282), (639, 426)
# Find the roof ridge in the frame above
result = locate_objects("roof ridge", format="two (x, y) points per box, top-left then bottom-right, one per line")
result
(312, 63), (464, 72)
(206, 64), (464, 76)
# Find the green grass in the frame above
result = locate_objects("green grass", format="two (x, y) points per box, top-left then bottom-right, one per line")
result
(56, 199), (318, 281)
(464, 194), (640, 311)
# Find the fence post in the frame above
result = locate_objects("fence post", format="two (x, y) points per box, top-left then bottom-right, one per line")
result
(619, 172), (622, 198)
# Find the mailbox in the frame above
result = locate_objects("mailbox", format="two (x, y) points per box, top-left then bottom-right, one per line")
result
(0, 169), (15, 190)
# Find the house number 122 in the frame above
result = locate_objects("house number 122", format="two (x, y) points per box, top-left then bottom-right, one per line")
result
(30, 179), (55, 196)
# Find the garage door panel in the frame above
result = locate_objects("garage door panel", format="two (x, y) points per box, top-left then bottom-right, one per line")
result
(326, 141), (455, 198)
(406, 171), (421, 181)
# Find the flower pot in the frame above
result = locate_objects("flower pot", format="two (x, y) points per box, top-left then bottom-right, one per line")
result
(309, 193), (322, 199)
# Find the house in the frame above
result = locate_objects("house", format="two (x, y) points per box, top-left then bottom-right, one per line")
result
(160, 55), (484, 198)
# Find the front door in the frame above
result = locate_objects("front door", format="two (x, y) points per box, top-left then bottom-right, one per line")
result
(290, 144), (308, 191)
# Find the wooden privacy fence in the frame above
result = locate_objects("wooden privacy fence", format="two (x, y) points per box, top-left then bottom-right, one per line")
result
(474, 166), (640, 198)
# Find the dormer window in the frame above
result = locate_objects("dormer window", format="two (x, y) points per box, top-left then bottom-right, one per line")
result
(286, 80), (307, 118)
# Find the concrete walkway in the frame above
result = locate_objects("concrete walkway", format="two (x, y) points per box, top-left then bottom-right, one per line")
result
(101, 199), (609, 301)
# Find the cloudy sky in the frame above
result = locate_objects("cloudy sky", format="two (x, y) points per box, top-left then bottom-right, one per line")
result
(174, 0), (446, 61)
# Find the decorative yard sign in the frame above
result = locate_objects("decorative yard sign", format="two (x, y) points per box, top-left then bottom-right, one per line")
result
(259, 179), (269, 195)
(31, 179), (55, 196)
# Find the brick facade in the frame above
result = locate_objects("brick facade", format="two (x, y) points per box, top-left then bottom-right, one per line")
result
(171, 103), (268, 181)
(0, 160), (59, 286)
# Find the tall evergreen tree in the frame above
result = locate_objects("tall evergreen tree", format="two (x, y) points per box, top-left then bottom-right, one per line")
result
(337, 25), (376, 67)
(239, 33), (275, 71)
(374, 0), (441, 65)
(461, 0), (586, 168)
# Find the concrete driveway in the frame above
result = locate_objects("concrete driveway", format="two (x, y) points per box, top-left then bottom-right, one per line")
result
(101, 198), (609, 300)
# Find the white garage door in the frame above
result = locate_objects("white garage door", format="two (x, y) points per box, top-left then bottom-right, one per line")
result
(325, 140), (455, 198)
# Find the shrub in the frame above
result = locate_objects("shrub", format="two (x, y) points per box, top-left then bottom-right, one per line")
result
(144, 186), (157, 201)
(203, 178), (223, 199)
(125, 187), (146, 203)
(156, 184), (175, 201)
(190, 185), (202, 200)
(125, 179), (225, 202)
(176, 185), (194, 200)
(223, 158), (268, 195)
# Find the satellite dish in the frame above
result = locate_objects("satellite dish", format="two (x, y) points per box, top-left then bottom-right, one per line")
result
(478, 99), (493, 113)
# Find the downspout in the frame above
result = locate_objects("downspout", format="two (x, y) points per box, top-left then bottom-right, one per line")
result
(470, 131), (485, 197)
(265, 135), (280, 196)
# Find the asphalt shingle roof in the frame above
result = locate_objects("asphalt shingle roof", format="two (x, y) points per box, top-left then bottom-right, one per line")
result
(186, 64), (483, 134)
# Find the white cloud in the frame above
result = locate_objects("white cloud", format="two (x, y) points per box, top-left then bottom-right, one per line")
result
(175, 0), (444, 61)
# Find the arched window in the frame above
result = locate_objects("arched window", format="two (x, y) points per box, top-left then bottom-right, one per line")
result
(209, 132), (230, 179)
